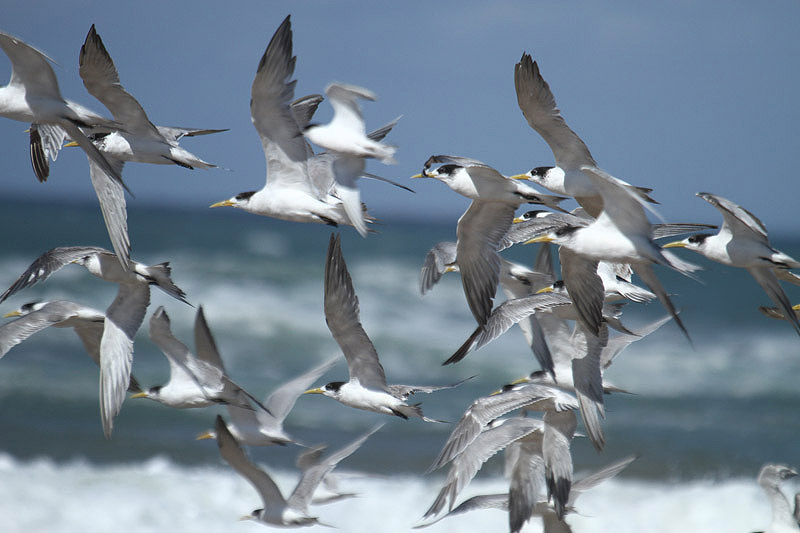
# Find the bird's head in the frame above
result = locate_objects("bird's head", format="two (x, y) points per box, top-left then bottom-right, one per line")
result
(210, 191), (255, 209)
(303, 381), (345, 398)
(512, 209), (547, 224)
(510, 166), (561, 188)
(662, 233), (711, 252)
(3, 301), (44, 318)
(130, 385), (160, 400)
(525, 225), (580, 246)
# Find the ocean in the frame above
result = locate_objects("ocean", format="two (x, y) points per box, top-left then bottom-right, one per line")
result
(0, 199), (797, 532)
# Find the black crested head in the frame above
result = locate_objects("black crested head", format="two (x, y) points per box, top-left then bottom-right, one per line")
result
(530, 166), (554, 177)
(148, 385), (163, 396)
(687, 234), (711, 245)
(520, 209), (545, 221)
(324, 381), (346, 392)
(88, 132), (110, 142)
(19, 301), (40, 313)
(235, 191), (256, 201)
(552, 280), (565, 290)
(554, 225), (580, 237)
(436, 164), (461, 176)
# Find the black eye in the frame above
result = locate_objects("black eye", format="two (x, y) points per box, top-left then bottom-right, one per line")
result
(438, 164), (460, 175)
(531, 166), (553, 177)
(555, 225), (578, 237)
(235, 191), (256, 201)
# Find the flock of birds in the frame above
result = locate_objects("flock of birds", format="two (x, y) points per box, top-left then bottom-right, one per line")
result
(0, 13), (798, 533)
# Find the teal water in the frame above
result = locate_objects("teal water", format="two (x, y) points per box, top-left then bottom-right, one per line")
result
(0, 198), (797, 482)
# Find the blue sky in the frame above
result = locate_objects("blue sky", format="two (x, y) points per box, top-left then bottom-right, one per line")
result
(2, 1), (799, 233)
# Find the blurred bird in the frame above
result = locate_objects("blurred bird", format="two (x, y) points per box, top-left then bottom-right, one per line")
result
(756, 463), (800, 533)
(0, 30), (123, 183)
(303, 234), (466, 421)
(413, 155), (567, 326)
(663, 192), (800, 336)
(215, 415), (381, 527)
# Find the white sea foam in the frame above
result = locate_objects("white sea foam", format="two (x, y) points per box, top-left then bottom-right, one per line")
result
(0, 453), (788, 533)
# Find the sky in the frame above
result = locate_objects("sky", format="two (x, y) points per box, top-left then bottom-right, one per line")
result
(1, 0), (799, 234)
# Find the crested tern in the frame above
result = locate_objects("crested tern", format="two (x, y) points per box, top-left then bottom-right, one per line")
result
(0, 245), (187, 305)
(133, 306), (259, 410)
(663, 192), (800, 336)
(215, 414), (381, 527)
(526, 166), (699, 340)
(303, 234), (465, 421)
(1, 299), (140, 436)
(72, 25), (225, 169)
(303, 82), (398, 236)
(197, 357), (338, 446)
(511, 53), (655, 217)
(756, 463), (800, 533)
(210, 16), (373, 236)
(413, 155), (567, 325)
(0, 30), (124, 185)
(423, 416), (546, 519)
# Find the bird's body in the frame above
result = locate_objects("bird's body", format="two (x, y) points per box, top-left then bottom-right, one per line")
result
(303, 234), (461, 421)
(664, 192), (800, 336)
(211, 16), (371, 235)
(756, 464), (800, 533)
(0, 31), (123, 184)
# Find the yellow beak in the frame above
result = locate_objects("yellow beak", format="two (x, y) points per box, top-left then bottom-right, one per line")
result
(793, 304), (800, 311)
(508, 173), (530, 180)
(303, 387), (325, 395)
(443, 264), (458, 273)
(130, 391), (149, 399)
(196, 431), (216, 441)
(209, 199), (234, 208)
(63, 140), (80, 148)
(662, 241), (686, 249)
(524, 235), (554, 245)
(3, 310), (21, 318)
(535, 286), (554, 294)
(410, 172), (426, 179)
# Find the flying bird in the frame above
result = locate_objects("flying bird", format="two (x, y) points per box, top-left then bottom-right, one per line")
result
(303, 234), (466, 420)
(663, 192), (800, 336)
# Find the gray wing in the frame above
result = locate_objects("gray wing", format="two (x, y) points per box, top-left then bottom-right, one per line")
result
(559, 247), (603, 336)
(507, 436), (546, 533)
(29, 123), (67, 182)
(570, 455), (637, 504)
(388, 375), (474, 399)
(88, 157), (131, 270)
(570, 323), (608, 451)
(99, 281), (149, 437)
(445, 292), (572, 365)
(287, 424), (382, 512)
(289, 94), (324, 130)
(542, 410), (577, 520)
(215, 416), (287, 514)
(747, 267), (800, 336)
(0, 31), (61, 100)
(420, 241), (458, 295)
(0, 246), (109, 303)
(500, 212), (586, 251)
(265, 357), (338, 423)
(697, 192), (768, 242)
(514, 53), (595, 170)
(193, 306), (226, 372)
(251, 15), (314, 192)
(324, 234), (387, 389)
(0, 300), (89, 358)
(332, 154), (368, 237)
(156, 126), (229, 142)
(456, 201), (516, 325)
(413, 494), (508, 529)
(601, 314), (672, 370)
(79, 25), (161, 139)
(424, 417), (545, 518)
(427, 383), (569, 472)
(651, 222), (717, 240)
